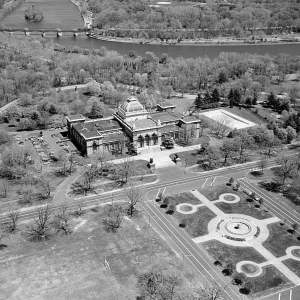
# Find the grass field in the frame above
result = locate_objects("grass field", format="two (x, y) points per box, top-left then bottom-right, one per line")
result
(200, 183), (273, 222)
(283, 259), (300, 277)
(247, 265), (292, 296)
(263, 222), (300, 257)
(202, 240), (266, 266)
(175, 206), (216, 237)
(164, 192), (202, 206)
(215, 199), (272, 220)
(0, 206), (197, 300)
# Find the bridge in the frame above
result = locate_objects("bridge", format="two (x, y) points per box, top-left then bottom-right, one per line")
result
(0, 27), (92, 37)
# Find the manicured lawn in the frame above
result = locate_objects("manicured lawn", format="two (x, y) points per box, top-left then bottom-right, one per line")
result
(165, 192), (202, 206)
(263, 222), (300, 257)
(175, 149), (201, 166)
(283, 259), (300, 277)
(247, 265), (291, 296)
(215, 201), (272, 220)
(127, 159), (153, 175)
(200, 184), (272, 219)
(202, 240), (266, 266)
(199, 184), (236, 201)
(0, 206), (196, 299)
(174, 206), (216, 237)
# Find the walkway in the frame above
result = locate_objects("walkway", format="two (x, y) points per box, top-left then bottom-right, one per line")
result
(111, 144), (201, 168)
(177, 190), (300, 285)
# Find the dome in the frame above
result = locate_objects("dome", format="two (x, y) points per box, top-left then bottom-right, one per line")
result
(119, 96), (145, 113)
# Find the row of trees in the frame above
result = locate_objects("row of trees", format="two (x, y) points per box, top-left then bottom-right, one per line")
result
(0, 205), (72, 244)
(1, 34), (299, 115)
(89, 0), (300, 36)
(196, 123), (296, 171)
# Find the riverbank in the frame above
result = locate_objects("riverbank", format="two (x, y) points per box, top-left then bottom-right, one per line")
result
(88, 32), (300, 47)
(0, 0), (24, 21)
(68, 0), (92, 28)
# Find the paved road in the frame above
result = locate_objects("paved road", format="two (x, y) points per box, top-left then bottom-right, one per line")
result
(0, 157), (294, 223)
(239, 179), (300, 233)
(143, 200), (241, 300)
(1, 156), (299, 299)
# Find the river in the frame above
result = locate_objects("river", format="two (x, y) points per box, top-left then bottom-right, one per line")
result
(1, 0), (300, 58)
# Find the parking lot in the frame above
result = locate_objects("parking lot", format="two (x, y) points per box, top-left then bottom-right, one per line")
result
(14, 129), (81, 169)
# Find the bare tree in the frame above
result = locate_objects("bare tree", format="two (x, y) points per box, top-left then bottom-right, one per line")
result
(52, 207), (72, 235)
(39, 178), (51, 199)
(6, 210), (19, 233)
(137, 269), (180, 300)
(126, 185), (143, 217)
(102, 204), (124, 232)
(277, 156), (296, 185)
(114, 157), (135, 185)
(68, 153), (75, 174)
(26, 206), (52, 241)
(193, 286), (222, 300)
(220, 139), (238, 165)
(0, 179), (9, 198)
(71, 167), (96, 195)
(258, 156), (268, 174)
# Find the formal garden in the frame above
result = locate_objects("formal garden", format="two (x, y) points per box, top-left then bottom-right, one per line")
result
(155, 181), (300, 296)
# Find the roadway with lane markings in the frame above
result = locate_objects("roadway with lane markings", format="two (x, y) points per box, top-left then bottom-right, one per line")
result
(143, 200), (241, 300)
(1, 155), (299, 300)
(239, 179), (300, 233)
(0, 157), (285, 224)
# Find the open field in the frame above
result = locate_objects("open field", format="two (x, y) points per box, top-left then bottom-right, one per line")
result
(263, 222), (300, 257)
(0, 206), (198, 299)
(175, 206), (216, 237)
(164, 192), (201, 206)
(246, 265), (292, 295)
(283, 259), (300, 278)
(202, 239), (266, 266)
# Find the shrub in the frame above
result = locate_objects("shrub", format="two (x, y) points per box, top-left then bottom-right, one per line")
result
(222, 268), (233, 276)
(239, 287), (250, 295)
(166, 204), (175, 215)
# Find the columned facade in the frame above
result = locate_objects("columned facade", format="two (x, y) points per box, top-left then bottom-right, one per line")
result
(67, 96), (202, 156)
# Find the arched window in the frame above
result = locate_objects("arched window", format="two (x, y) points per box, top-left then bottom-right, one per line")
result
(152, 133), (158, 145)
(137, 135), (144, 148)
(145, 134), (150, 146)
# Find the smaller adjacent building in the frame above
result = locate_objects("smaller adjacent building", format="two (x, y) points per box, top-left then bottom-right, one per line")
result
(66, 96), (202, 156)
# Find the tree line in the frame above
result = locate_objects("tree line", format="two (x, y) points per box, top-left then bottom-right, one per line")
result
(88, 0), (300, 39)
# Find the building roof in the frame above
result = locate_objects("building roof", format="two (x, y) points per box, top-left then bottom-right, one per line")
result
(66, 114), (85, 122)
(73, 118), (122, 139)
(157, 102), (176, 109)
(119, 96), (145, 113)
(127, 118), (157, 130)
(285, 73), (299, 81)
(102, 131), (126, 143)
(181, 115), (201, 123)
(151, 111), (181, 123)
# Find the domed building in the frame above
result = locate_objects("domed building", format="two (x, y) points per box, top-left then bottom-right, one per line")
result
(66, 96), (201, 156)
